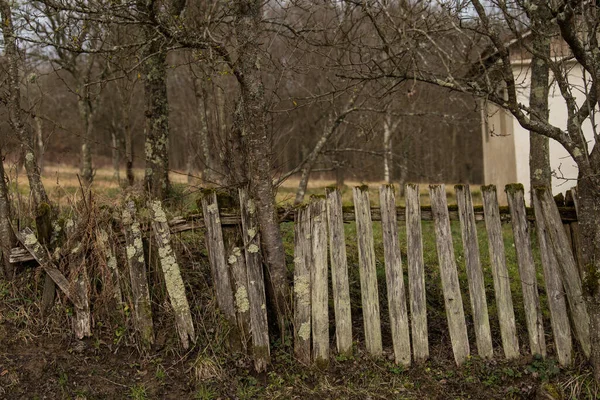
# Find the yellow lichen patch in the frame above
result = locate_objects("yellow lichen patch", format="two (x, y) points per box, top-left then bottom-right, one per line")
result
(126, 245), (136, 259)
(207, 203), (218, 214)
(24, 233), (38, 246)
(247, 199), (256, 215)
(298, 322), (310, 341)
(107, 255), (117, 271)
(248, 244), (259, 253)
(235, 287), (249, 313)
(228, 254), (237, 265)
(248, 228), (256, 239)
(294, 276), (310, 305)
(233, 247), (242, 257)
(151, 201), (168, 223)
(133, 237), (143, 251)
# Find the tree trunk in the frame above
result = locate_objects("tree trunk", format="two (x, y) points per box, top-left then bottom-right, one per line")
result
(383, 112), (392, 184)
(529, 1), (552, 194)
(0, 151), (17, 279)
(78, 95), (94, 186)
(111, 130), (121, 184)
(232, 0), (290, 329)
(193, 78), (211, 182)
(34, 115), (44, 174)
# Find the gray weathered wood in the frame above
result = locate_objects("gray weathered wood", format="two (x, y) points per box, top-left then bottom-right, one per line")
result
(429, 184), (470, 365)
(150, 200), (196, 350)
(353, 186), (382, 357)
(16, 227), (83, 309)
(379, 185), (411, 366)
(455, 184), (493, 359)
(325, 187), (353, 356)
(310, 198), (329, 367)
(532, 191), (572, 366)
(405, 184), (429, 362)
(98, 228), (124, 307)
(122, 202), (154, 347)
(238, 188), (270, 371)
(482, 185), (519, 359)
(201, 191), (239, 345)
(294, 205), (311, 365)
(536, 188), (590, 358)
(505, 185), (546, 357)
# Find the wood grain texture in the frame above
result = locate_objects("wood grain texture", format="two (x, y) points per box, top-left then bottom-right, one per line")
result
(311, 198), (329, 367)
(294, 205), (311, 365)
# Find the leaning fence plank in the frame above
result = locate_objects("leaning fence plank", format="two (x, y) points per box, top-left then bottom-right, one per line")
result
(505, 185), (546, 357)
(201, 191), (239, 347)
(379, 185), (411, 366)
(150, 200), (196, 350)
(311, 198), (329, 367)
(455, 184), (493, 359)
(325, 187), (353, 356)
(98, 229), (124, 307)
(405, 184), (429, 362)
(532, 192), (572, 366)
(238, 188), (270, 371)
(122, 202), (154, 347)
(536, 188), (590, 358)
(482, 185), (519, 359)
(353, 186), (382, 357)
(294, 205), (311, 365)
(16, 227), (83, 309)
(430, 184), (470, 365)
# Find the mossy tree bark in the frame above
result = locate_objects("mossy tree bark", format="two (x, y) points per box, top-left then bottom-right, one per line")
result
(0, 151), (17, 279)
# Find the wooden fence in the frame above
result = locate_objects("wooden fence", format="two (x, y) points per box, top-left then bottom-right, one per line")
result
(8, 184), (587, 372)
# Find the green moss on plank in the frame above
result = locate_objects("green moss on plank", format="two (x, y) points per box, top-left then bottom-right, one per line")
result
(505, 183), (524, 194)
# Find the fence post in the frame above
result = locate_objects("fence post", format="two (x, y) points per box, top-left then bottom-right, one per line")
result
(238, 188), (270, 371)
(482, 185), (519, 359)
(505, 184), (546, 357)
(325, 187), (353, 357)
(455, 184), (493, 359)
(353, 186), (382, 357)
(98, 228), (124, 307)
(405, 184), (429, 362)
(430, 184), (470, 365)
(379, 185), (411, 366)
(122, 201), (155, 347)
(536, 187), (590, 358)
(294, 205), (312, 364)
(311, 198), (329, 367)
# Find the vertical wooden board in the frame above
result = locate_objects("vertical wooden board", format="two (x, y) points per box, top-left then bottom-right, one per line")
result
(325, 187), (352, 356)
(429, 185), (470, 365)
(150, 200), (196, 350)
(532, 192), (572, 366)
(482, 185), (519, 359)
(379, 185), (411, 366)
(311, 198), (329, 367)
(569, 222), (584, 279)
(122, 202), (155, 347)
(537, 188), (590, 358)
(405, 184), (429, 362)
(238, 188), (270, 371)
(294, 206), (311, 364)
(98, 229), (124, 307)
(352, 186), (382, 357)
(455, 185), (493, 359)
(505, 185), (546, 357)
(201, 192), (238, 330)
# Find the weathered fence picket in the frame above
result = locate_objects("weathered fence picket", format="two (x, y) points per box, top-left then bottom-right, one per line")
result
(429, 184), (470, 365)
(379, 185), (411, 366)
(97, 228), (124, 306)
(238, 188), (270, 372)
(353, 186), (382, 357)
(535, 188), (590, 358)
(310, 198), (329, 367)
(505, 185), (545, 357)
(455, 184), (493, 359)
(294, 205), (312, 365)
(532, 191), (572, 366)
(482, 185), (519, 359)
(405, 184), (429, 362)
(122, 201), (154, 347)
(150, 200), (196, 350)
(325, 187), (353, 357)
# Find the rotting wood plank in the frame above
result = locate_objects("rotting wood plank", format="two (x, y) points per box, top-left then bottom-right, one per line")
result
(150, 200), (196, 350)
(201, 191), (239, 348)
(122, 201), (155, 347)
(294, 205), (311, 365)
(505, 185), (546, 357)
(325, 187), (352, 357)
(482, 185), (519, 359)
(353, 186), (382, 357)
(536, 188), (590, 358)
(532, 191), (572, 366)
(238, 188), (270, 372)
(455, 184), (493, 359)
(310, 198), (329, 367)
(429, 184), (470, 365)
(98, 228), (124, 307)
(405, 184), (429, 362)
(379, 185), (411, 366)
